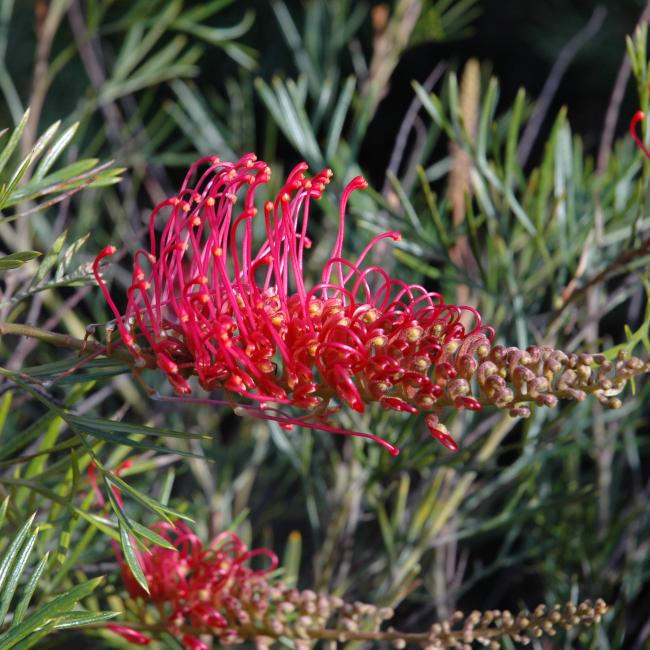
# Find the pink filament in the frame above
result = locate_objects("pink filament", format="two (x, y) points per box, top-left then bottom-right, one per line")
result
(631, 110), (650, 160)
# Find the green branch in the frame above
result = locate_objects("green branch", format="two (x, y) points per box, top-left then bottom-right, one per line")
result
(0, 321), (133, 365)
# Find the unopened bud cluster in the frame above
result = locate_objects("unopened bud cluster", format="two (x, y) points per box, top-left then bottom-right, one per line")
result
(471, 345), (648, 417)
(417, 598), (608, 649)
(248, 587), (394, 649)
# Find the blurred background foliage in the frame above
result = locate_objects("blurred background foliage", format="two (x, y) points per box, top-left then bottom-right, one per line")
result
(0, 0), (650, 648)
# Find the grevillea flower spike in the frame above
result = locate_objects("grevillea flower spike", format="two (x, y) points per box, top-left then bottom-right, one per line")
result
(94, 154), (649, 455)
(110, 522), (279, 648)
(94, 154), (494, 454)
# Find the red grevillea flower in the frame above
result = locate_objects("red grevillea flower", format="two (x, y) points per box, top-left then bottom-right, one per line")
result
(94, 154), (494, 454)
(110, 522), (278, 648)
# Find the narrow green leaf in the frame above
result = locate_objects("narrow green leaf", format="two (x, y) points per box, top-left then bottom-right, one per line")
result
(2, 251), (39, 263)
(477, 77), (499, 159)
(32, 122), (79, 182)
(0, 577), (103, 649)
(109, 22), (144, 83)
(0, 162), (120, 212)
(175, 0), (235, 23)
(0, 530), (37, 624)
(0, 251), (40, 271)
(106, 472), (192, 523)
(72, 510), (119, 542)
(2, 625), (54, 650)
(170, 79), (235, 159)
(391, 472), (411, 532)
(65, 413), (209, 440)
(311, 74), (334, 130)
(56, 234), (89, 280)
(270, 0), (318, 92)
(52, 610), (117, 629)
(31, 158), (99, 187)
(0, 154), (33, 208)
(415, 166), (451, 249)
(325, 76), (355, 160)
(218, 41), (257, 70)
(0, 393), (11, 442)
(28, 230), (66, 289)
(375, 499), (395, 563)
(0, 109), (29, 175)
(0, 479), (66, 506)
(118, 522), (149, 595)
(101, 55), (201, 104)
(0, 498), (8, 529)
(393, 249), (441, 280)
(132, 35), (189, 81)
(505, 87), (526, 191)
(88, 168), (124, 187)
(281, 531), (302, 588)
(158, 469), (175, 506)
(173, 9), (255, 44)
(227, 508), (250, 533)
(26, 120), (60, 168)
(412, 81), (455, 139)
(75, 424), (204, 458)
(407, 471), (446, 542)
(273, 77), (322, 163)
(111, 0), (181, 83)
(465, 192), (488, 283)
(128, 520), (175, 550)
(447, 71), (462, 138)
(386, 171), (428, 238)
(12, 553), (48, 626)
(0, 514), (36, 593)
(255, 77), (322, 165)
(69, 449), (80, 501)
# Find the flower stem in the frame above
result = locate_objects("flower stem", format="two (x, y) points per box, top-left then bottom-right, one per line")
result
(0, 320), (133, 365)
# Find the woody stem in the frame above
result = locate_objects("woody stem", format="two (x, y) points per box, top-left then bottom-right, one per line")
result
(0, 320), (136, 366)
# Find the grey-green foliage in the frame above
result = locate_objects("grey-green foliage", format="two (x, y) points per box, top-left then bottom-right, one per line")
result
(0, 113), (121, 308)
(0, 111), (121, 217)
(0, 499), (113, 650)
(188, 0), (480, 175)
(0, 0), (269, 644)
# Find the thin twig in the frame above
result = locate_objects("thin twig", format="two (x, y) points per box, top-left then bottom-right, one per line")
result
(597, 60), (632, 172)
(547, 237), (650, 338)
(22, 0), (67, 153)
(67, 1), (167, 201)
(14, 1), (68, 254)
(382, 62), (446, 195)
(67, 1), (122, 146)
(518, 7), (606, 166)
(67, 1), (166, 227)
(7, 285), (92, 371)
